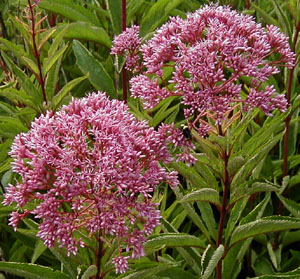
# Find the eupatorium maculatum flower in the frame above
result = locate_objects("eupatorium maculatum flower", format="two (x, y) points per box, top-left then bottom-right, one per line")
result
(113, 5), (295, 135)
(3, 93), (178, 273)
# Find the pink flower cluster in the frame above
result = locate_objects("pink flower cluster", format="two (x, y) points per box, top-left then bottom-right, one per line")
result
(3, 93), (178, 273)
(111, 25), (142, 72)
(112, 5), (295, 135)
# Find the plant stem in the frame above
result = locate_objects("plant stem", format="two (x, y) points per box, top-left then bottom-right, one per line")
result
(121, 0), (128, 103)
(95, 233), (103, 279)
(216, 125), (230, 279)
(27, 0), (47, 105)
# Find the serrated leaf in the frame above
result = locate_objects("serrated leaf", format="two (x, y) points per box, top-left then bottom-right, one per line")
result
(197, 202), (217, 241)
(39, 0), (100, 26)
(105, 0), (122, 35)
(152, 102), (180, 127)
(228, 155), (246, 177)
(202, 245), (224, 279)
(140, 0), (184, 36)
(0, 262), (70, 279)
(72, 40), (115, 97)
(249, 267), (300, 278)
(180, 188), (220, 206)
(230, 216), (300, 247)
(57, 22), (111, 48)
(38, 28), (57, 52)
(145, 233), (205, 249)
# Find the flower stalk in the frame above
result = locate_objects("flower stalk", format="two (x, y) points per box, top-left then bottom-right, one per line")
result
(121, 0), (128, 103)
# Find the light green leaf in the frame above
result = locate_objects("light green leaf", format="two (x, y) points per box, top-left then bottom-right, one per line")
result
(180, 188), (220, 206)
(197, 202), (217, 241)
(249, 267), (300, 278)
(151, 99), (180, 127)
(202, 245), (224, 279)
(117, 263), (174, 279)
(57, 22), (111, 48)
(38, 0), (100, 26)
(277, 194), (300, 218)
(105, 0), (122, 35)
(145, 233), (205, 249)
(0, 262), (70, 279)
(44, 43), (69, 75)
(31, 240), (47, 264)
(140, 0), (184, 36)
(81, 265), (97, 279)
(230, 216), (300, 247)
(1, 52), (42, 104)
(251, 2), (278, 25)
(169, 161), (210, 189)
(72, 40), (115, 97)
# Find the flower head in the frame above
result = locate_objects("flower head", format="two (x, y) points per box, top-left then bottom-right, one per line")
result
(3, 92), (178, 273)
(119, 5), (295, 134)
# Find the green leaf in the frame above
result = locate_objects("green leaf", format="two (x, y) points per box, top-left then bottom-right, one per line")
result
(157, 267), (198, 279)
(249, 267), (300, 278)
(225, 197), (249, 242)
(232, 131), (285, 188)
(39, 0), (100, 26)
(0, 37), (25, 57)
(197, 202), (217, 241)
(44, 43), (69, 75)
(202, 245), (224, 279)
(45, 56), (62, 101)
(0, 262), (70, 279)
(81, 265), (97, 279)
(117, 263), (174, 279)
(230, 181), (282, 204)
(230, 216), (300, 247)
(277, 194), (300, 218)
(145, 233), (205, 249)
(1, 52), (42, 105)
(180, 188), (220, 206)
(105, 0), (122, 35)
(31, 240), (47, 264)
(151, 99), (180, 127)
(171, 186), (211, 243)
(140, 0), (184, 36)
(72, 40), (115, 98)
(169, 161), (210, 189)
(251, 2), (278, 25)
(52, 75), (88, 110)
(271, 0), (293, 37)
(57, 22), (111, 48)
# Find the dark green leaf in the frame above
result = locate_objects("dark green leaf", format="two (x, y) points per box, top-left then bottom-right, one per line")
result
(105, 0), (122, 35)
(73, 40), (115, 97)
(180, 188), (220, 206)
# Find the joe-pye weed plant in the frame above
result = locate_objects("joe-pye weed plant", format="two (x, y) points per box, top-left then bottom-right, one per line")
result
(0, 1), (300, 279)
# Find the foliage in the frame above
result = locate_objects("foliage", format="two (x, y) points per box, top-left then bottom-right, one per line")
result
(0, 0), (299, 279)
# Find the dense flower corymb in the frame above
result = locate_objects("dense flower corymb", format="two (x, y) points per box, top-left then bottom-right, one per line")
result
(3, 93), (178, 273)
(113, 5), (295, 135)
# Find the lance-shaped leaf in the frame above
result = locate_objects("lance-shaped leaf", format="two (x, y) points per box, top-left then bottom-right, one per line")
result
(248, 267), (300, 278)
(202, 245), (225, 279)
(277, 193), (300, 218)
(1, 52), (42, 105)
(251, 2), (278, 25)
(116, 263), (175, 279)
(57, 22), (111, 48)
(180, 188), (220, 207)
(73, 40), (115, 98)
(230, 216), (300, 247)
(38, 0), (100, 26)
(140, 0), (184, 36)
(145, 233), (205, 250)
(105, 0), (121, 35)
(52, 75), (88, 110)
(169, 161), (210, 189)
(81, 265), (97, 279)
(230, 181), (282, 205)
(0, 262), (70, 279)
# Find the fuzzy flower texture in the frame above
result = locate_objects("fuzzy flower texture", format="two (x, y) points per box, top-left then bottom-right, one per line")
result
(112, 5), (295, 135)
(3, 93), (178, 274)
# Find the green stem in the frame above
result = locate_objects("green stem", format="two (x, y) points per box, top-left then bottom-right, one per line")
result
(95, 233), (103, 279)
(216, 125), (230, 279)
